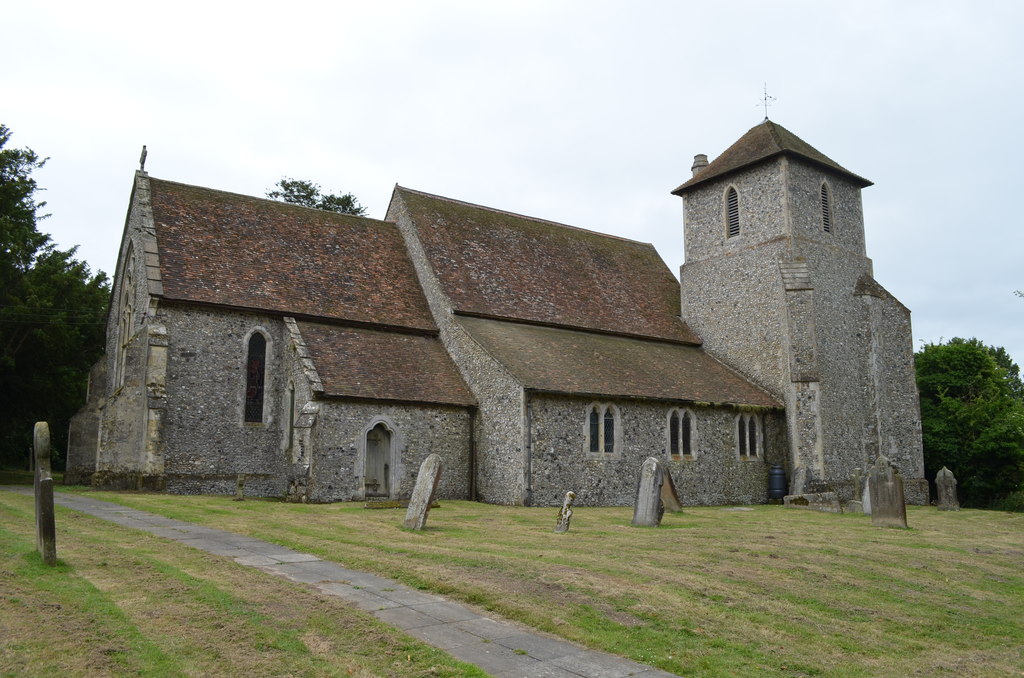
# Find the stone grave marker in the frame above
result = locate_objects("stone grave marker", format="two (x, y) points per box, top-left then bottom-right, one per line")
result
(404, 454), (442, 530)
(861, 471), (872, 515)
(661, 467), (683, 513)
(234, 473), (246, 501)
(631, 457), (665, 527)
(790, 466), (808, 496)
(868, 455), (907, 528)
(936, 466), (960, 511)
(846, 467), (865, 513)
(554, 491), (576, 533)
(34, 422), (57, 565)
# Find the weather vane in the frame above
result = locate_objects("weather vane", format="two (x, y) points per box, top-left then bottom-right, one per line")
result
(758, 83), (776, 120)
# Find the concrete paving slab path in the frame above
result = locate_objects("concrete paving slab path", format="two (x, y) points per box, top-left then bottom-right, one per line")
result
(2, 488), (680, 678)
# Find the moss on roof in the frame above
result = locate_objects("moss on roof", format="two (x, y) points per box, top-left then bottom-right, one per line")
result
(672, 120), (872, 194)
(148, 178), (436, 331)
(457, 316), (779, 407)
(396, 187), (701, 345)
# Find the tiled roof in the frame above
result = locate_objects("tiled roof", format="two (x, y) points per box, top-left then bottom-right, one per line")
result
(672, 120), (872, 194)
(297, 321), (475, 406)
(394, 187), (700, 345)
(457, 316), (779, 407)
(148, 178), (436, 331)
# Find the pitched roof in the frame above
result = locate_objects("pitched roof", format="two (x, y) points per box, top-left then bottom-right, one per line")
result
(672, 120), (872, 195)
(394, 187), (701, 345)
(147, 177), (436, 332)
(297, 321), (475, 406)
(457, 316), (779, 407)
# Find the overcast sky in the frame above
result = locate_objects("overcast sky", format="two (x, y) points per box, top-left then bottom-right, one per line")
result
(5, 1), (1022, 366)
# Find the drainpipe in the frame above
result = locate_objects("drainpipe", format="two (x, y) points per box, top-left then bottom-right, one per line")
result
(524, 390), (533, 507)
(469, 407), (477, 501)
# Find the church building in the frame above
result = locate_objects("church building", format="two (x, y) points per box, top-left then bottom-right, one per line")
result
(67, 121), (929, 506)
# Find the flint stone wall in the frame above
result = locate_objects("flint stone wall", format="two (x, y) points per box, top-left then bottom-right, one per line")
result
(307, 400), (471, 503)
(388, 193), (525, 506)
(526, 392), (785, 506)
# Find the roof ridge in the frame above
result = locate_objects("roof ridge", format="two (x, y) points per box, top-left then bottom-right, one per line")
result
(148, 175), (394, 225)
(394, 184), (656, 248)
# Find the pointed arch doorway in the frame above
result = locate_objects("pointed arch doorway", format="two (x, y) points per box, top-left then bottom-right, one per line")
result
(364, 423), (392, 497)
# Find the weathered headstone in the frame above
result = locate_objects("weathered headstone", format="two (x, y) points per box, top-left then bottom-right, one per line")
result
(861, 472), (872, 515)
(34, 422), (57, 565)
(846, 467), (865, 513)
(234, 473), (246, 501)
(868, 455), (907, 528)
(936, 466), (960, 511)
(631, 457), (665, 527)
(660, 467), (683, 513)
(403, 454), (443, 530)
(790, 466), (808, 496)
(554, 491), (576, 533)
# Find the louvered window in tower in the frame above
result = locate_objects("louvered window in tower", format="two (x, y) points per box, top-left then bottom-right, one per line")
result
(821, 183), (832, 233)
(726, 187), (740, 238)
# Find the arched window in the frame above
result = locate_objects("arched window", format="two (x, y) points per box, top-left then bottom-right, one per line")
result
(725, 187), (740, 238)
(586, 403), (620, 457)
(589, 407), (600, 454)
(737, 413), (761, 459)
(244, 333), (266, 423)
(115, 246), (135, 388)
(668, 408), (696, 459)
(820, 182), (833, 233)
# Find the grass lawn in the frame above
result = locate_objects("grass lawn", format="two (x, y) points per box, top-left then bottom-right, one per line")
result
(0, 491), (487, 677)
(4, 489), (1024, 677)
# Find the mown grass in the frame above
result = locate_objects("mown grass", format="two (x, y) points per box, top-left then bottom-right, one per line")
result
(46, 491), (1024, 678)
(0, 491), (488, 677)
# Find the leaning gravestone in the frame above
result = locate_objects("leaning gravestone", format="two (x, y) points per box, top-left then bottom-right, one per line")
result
(660, 468), (683, 513)
(554, 491), (576, 533)
(936, 466), (960, 511)
(868, 455), (907, 528)
(861, 471), (873, 515)
(403, 454), (442, 530)
(34, 422), (57, 565)
(632, 457), (665, 527)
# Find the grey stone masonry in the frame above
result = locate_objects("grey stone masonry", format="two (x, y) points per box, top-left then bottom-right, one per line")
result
(4, 488), (680, 678)
(33, 422), (57, 565)
(554, 490), (575, 533)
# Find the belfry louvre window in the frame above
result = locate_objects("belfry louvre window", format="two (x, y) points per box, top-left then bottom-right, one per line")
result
(726, 187), (740, 238)
(821, 183), (832, 233)
(244, 333), (266, 423)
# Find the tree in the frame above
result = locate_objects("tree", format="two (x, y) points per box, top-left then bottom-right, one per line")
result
(0, 124), (109, 470)
(915, 337), (1024, 507)
(267, 177), (367, 216)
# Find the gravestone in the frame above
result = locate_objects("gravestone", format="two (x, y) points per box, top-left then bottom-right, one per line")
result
(554, 491), (576, 533)
(790, 466), (808, 496)
(783, 492), (842, 513)
(846, 467), (865, 513)
(631, 457), (665, 527)
(936, 466), (960, 511)
(868, 455), (907, 528)
(34, 422), (57, 565)
(403, 454), (442, 530)
(234, 474), (246, 501)
(861, 472), (872, 515)
(660, 468), (683, 513)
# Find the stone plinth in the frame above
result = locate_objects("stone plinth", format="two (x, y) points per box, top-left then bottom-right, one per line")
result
(783, 492), (841, 513)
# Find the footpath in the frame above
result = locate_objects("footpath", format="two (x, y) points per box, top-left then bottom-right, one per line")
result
(3, 488), (679, 678)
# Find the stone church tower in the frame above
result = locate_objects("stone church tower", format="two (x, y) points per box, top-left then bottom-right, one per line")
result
(674, 120), (927, 502)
